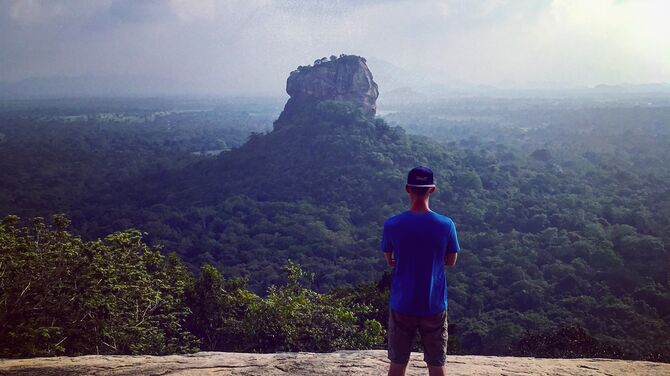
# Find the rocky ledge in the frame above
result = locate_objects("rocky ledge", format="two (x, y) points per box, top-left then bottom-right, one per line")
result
(1, 350), (669, 375)
(276, 54), (379, 126)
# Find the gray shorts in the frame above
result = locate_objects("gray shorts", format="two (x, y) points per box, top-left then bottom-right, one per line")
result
(387, 308), (448, 367)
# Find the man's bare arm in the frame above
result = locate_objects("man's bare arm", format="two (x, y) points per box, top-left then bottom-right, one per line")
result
(445, 253), (457, 267)
(384, 252), (395, 267)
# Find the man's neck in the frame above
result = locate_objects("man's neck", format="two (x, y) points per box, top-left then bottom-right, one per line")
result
(409, 199), (431, 212)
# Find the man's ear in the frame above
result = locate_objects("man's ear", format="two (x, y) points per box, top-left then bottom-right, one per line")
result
(429, 186), (436, 194)
(405, 185), (411, 193)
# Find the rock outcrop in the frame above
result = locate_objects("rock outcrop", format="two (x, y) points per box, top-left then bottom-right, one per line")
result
(276, 54), (379, 126)
(1, 350), (669, 375)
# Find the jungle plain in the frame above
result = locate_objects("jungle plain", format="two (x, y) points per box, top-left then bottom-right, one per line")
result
(1, 90), (669, 361)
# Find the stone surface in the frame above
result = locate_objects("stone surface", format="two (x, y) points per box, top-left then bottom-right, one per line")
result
(1, 350), (669, 376)
(276, 55), (379, 125)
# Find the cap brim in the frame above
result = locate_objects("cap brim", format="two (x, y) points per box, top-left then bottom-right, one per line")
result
(406, 184), (436, 187)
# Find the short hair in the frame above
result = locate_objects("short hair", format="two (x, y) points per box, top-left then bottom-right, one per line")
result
(408, 185), (432, 197)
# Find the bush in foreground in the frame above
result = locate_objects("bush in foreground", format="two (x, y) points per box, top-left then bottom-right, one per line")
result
(0, 215), (384, 358)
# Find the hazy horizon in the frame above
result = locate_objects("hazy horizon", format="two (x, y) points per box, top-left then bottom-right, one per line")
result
(1, 0), (669, 97)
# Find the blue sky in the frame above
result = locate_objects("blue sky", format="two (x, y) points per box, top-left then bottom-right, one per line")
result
(1, 0), (668, 95)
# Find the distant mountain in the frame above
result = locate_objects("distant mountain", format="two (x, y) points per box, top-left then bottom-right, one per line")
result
(365, 56), (670, 102)
(148, 54), (445, 207)
(0, 75), (184, 98)
(379, 86), (428, 105)
(591, 83), (670, 93)
(365, 57), (437, 92)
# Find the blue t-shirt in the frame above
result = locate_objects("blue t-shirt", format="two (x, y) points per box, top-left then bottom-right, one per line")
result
(380, 210), (460, 316)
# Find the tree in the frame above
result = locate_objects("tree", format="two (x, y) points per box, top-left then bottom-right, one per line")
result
(0, 215), (199, 357)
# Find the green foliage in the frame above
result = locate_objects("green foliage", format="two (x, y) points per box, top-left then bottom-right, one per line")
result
(185, 264), (258, 351)
(0, 215), (199, 357)
(247, 260), (384, 352)
(0, 216), (384, 357)
(186, 260), (384, 353)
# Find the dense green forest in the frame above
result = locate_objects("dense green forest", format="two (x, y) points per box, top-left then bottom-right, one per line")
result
(0, 215), (632, 360)
(0, 97), (669, 361)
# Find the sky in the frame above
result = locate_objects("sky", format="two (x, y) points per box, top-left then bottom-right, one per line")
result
(1, 0), (669, 96)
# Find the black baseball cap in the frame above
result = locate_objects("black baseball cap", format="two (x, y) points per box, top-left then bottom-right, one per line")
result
(407, 166), (435, 187)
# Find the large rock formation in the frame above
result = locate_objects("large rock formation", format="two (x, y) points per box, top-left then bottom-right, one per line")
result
(276, 54), (379, 125)
(1, 351), (669, 375)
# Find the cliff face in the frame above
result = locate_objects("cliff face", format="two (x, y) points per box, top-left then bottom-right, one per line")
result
(2, 351), (669, 375)
(276, 55), (379, 125)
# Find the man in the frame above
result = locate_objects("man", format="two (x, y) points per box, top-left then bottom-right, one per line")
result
(381, 166), (460, 376)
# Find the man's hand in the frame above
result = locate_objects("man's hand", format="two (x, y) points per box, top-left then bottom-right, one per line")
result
(444, 252), (457, 267)
(384, 252), (395, 268)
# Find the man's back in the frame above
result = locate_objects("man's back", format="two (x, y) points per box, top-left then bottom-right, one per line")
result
(381, 210), (459, 316)
(382, 166), (459, 375)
